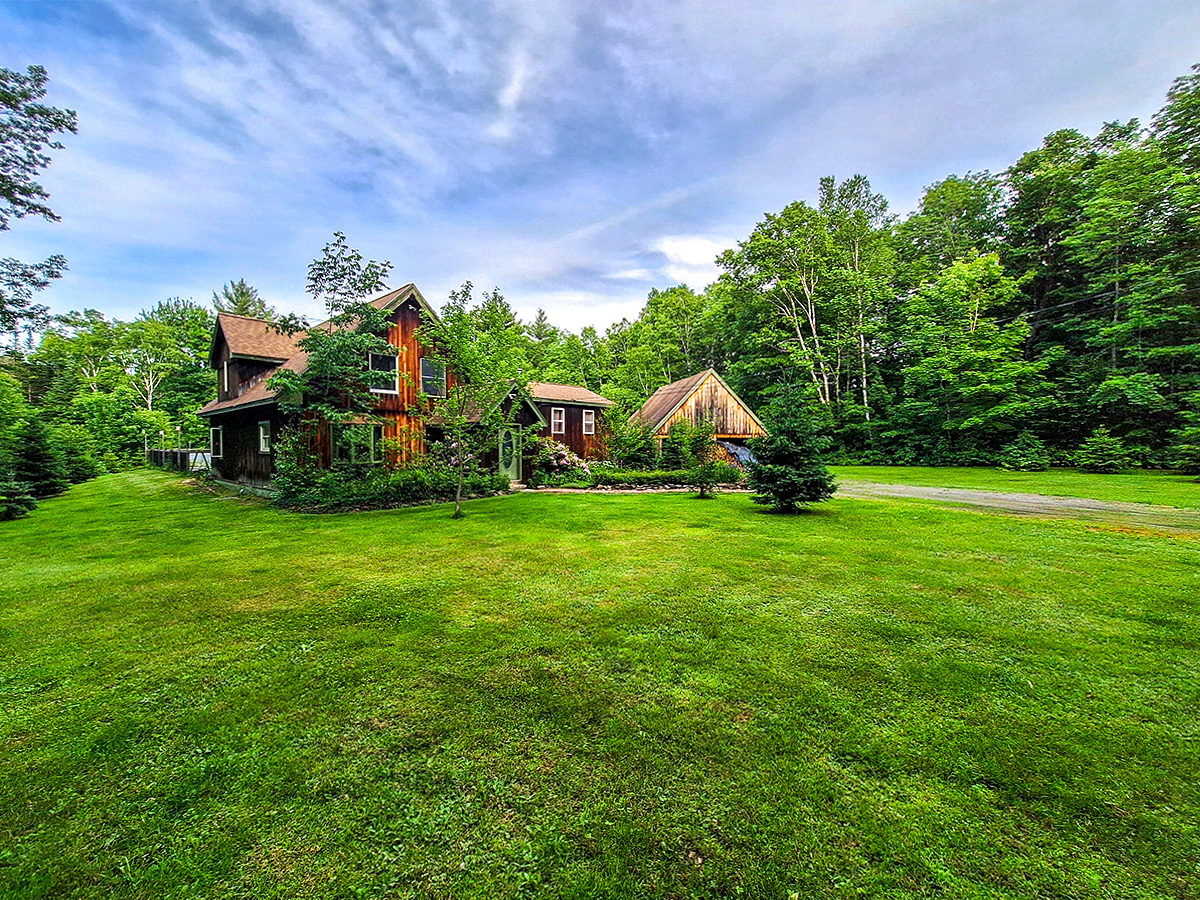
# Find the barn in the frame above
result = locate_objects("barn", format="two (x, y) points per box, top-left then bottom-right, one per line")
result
(635, 368), (767, 461)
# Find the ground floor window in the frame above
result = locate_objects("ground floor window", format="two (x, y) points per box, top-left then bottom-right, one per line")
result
(258, 421), (271, 454)
(582, 409), (595, 435)
(332, 423), (385, 464)
(551, 407), (565, 434)
(210, 426), (223, 458)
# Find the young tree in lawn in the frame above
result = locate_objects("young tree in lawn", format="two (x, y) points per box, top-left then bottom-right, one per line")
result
(747, 388), (837, 512)
(417, 282), (525, 519)
(1, 65), (77, 343)
(268, 232), (395, 463)
(685, 416), (723, 499)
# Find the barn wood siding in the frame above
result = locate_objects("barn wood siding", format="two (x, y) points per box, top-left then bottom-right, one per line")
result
(658, 372), (766, 439)
(530, 402), (605, 459)
(209, 406), (286, 486)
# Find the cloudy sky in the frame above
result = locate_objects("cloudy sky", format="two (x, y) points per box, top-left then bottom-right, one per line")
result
(3, 1), (1198, 330)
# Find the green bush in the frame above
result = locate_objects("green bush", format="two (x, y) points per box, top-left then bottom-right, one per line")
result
(999, 433), (1051, 471)
(1171, 425), (1200, 475)
(274, 463), (509, 511)
(1076, 427), (1130, 474)
(589, 466), (742, 489)
(52, 423), (107, 484)
(0, 480), (37, 521)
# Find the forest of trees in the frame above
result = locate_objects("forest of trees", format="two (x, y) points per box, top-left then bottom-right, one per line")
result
(3, 64), (1200, 484)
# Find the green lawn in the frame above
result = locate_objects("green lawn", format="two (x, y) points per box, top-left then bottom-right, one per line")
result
(2, 471), (1198, 899)
(833, 465), (1200, 508)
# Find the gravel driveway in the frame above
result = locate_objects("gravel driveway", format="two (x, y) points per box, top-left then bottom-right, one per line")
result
(838, 480), (1200, 535)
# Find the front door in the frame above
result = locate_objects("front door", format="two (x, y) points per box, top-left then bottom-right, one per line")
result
(498, 427), (521, 482)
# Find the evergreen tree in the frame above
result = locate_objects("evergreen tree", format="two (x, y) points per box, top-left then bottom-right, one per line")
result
(747, 390), (837, 512)
(212, 279), (276, 320)
(1076, 426), (1130, 473)
(13, 417), (69, 497)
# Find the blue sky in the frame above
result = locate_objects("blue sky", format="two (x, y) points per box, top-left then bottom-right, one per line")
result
(4, 0), (1198, 331)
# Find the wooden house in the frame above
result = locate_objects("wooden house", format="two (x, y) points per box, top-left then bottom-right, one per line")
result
(196, 283), (611, 486)
(635, 368), (767, 456)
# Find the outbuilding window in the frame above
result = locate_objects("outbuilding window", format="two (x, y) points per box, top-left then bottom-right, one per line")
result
(210, 426), (223, 459)
(551, 407), (565, 434)
(258, 421), (271, 454)
(582, 409), (595, 435)
(420, 358), (446, 397)
(369, 352), (400, 394)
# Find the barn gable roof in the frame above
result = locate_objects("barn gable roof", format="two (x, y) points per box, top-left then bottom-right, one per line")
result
(635, 368), (767, 436)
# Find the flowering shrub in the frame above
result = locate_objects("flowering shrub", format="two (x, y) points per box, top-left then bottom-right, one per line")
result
(528, 438), (591, 487)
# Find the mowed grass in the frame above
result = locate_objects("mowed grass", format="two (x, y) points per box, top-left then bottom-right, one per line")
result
(2, 472), (1198, 899)
(832, 465), (1200, 508)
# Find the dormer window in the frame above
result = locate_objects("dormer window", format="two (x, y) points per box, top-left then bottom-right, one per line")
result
(369, 352), (400, 394)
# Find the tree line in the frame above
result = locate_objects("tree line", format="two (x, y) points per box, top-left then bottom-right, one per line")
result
(3, 63), (1200, 494)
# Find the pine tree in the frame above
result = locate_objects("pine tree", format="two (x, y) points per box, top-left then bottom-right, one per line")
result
(1076, 426), (1130, 473)
(747, 391), (837, 512)
(13, 418), (70, 497)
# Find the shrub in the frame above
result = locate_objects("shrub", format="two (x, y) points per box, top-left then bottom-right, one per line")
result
(52, 423), (106, 483)
(0, 480), (37, 521)
(747, 391), (837, 512)
(274, 463), (509, 511)
(1170, 425), (1200, 475)
(601, 410), (657, 469)
(589, 466), (741, 489)
(999, 433), (1051, 471)
(1076, 427), (1130, 474)
(527, 438), (590, 487)
(13, 419), (70, 498)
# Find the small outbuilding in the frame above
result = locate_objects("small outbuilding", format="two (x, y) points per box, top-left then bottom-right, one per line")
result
(635, 368), (767, 461)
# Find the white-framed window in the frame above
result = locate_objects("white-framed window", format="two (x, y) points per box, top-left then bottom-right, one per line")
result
(582, 409), (595, 435)
(222, 360), (229, 397)
(332, 423), (385, 464)
(368, 352), (400, 394)
(551, 407), (565, 434)
(420, 358), (446, 397)
(258, 421), (271, 454)
(210, 426), (223, 458)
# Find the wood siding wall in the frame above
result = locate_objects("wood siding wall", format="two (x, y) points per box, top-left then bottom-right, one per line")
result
(209, 406), (286, 486)
(528, 402), (605, 459)
(657, 372), (766, 439)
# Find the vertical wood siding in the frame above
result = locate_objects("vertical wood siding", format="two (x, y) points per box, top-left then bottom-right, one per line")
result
(658, 372), (766, 438)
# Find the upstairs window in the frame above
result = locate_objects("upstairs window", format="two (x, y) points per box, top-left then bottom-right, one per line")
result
(420, 358), (446, 397)
(222, 360), (229, 397)
(258, 421), (271, 454)
(582, 409), (595, 435)
(210, 426), (223, 458)
(368, 352), (400, 394)
(332, 423), (385, 464)
(551, 407), (565, 434)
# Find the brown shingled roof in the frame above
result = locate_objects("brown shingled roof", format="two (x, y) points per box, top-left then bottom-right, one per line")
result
(527, 381), (612, 407)
(213, 314), (300, 364)
(635, 369), (713, 431)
